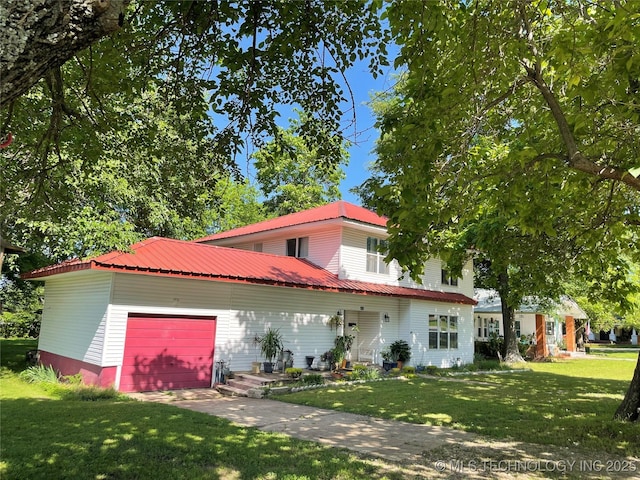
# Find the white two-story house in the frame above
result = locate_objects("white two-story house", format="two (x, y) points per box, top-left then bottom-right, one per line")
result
(24, 201), (476, 392)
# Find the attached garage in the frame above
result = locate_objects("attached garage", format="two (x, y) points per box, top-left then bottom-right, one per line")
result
(120, 314), (216, 392)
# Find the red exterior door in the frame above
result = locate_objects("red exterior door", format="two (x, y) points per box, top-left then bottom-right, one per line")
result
(120, 314), (216, 392)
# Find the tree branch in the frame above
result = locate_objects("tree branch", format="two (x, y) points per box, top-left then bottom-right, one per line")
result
(516, 1), (640, 192)
(1, 0), (128, 108)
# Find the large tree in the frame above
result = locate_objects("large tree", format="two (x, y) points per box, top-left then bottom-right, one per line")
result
(1, 0), (387, 250)
(359, 0), (640, 419)
(253, 117), (347, 216)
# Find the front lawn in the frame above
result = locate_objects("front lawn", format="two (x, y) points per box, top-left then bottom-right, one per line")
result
(281, 359), (639, 457)
(587, 346), (640, 360)
(0, 339), (401, 480)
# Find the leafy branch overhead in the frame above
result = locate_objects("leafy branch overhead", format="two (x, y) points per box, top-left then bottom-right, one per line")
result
(1, 0), (387, 257)
(359, 0), (639, 417)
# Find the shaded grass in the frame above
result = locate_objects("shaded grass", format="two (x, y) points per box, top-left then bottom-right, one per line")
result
(0, 338), (402, 480)
(1, 393), (400, 480)
(281, 359), (639, 457)
(0, 338), (37, 371)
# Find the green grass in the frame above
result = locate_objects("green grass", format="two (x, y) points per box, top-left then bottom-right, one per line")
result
(281, 359), (639, 457)
(587, 348), (640, 360)
(0, 339), (403, 480)
(1, 338), (37, 371)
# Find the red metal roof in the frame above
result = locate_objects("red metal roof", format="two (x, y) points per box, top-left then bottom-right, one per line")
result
(23, 237), (475, 305)
(195, 200), (388, 242)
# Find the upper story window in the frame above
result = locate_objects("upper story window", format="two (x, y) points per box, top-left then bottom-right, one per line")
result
(253, 243), (263, 252)
(441, 269), (459, 286)
(366, 237), (388, 274)
(286, 237), (308, 258)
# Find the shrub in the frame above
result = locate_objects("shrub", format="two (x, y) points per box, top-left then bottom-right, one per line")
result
(345, 365), (380, 381)
(402, 366), (415, 374)
(0, 313), (41, 338)
(389, 340), (411, 362)
(300, 373), (324, 385)
(20, 364), (59, 384)
(62, 373), (84, 385)
(61, 385), (121, 401)
(285, 367), (303, 379)
(426, 365), (440, 375)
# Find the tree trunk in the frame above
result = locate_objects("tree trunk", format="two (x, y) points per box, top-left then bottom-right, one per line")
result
(0, 0), (127, 107)
(614, 352), (640, 422)
(496, 269), (525, 364)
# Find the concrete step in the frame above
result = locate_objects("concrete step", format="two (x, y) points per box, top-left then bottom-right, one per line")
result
(216, 384), (251, 397)
(215, 371), (293, 397)
(226, 378), (262, 390)
(234, 373), (279, 386)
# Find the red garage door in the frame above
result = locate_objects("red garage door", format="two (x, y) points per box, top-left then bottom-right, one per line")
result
(120, 314), (216, 392)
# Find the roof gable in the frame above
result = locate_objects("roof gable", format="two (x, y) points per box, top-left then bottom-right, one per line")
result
(195, 201), (388, 242)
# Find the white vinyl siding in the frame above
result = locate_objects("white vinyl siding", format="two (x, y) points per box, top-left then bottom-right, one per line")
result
(37, 271), (113, 366)
(341, 228), (396, 283)
(105, 272), (475, 372)
(404, 301), (474, 368)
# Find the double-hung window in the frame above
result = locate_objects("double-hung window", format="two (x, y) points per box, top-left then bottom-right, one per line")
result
(366, 237), (388, 274)
(429, 314), (459, 349)
(286, 237), (308, 258)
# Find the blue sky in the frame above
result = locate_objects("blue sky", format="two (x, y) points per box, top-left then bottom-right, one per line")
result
(235, 55), (399, 207)
(338, 59), (398, 205)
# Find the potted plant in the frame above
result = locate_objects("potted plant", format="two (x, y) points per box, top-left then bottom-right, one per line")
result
(331, 345), (345, 371)
(380, 347), (396, 372)
(251, 334), (262, 374)
(258, 328), (283, 373)
(328, 313), (343, 331)
(318, 350), (333, 371)
(389, 339), (411, 370)
(334, 334), (354, 369)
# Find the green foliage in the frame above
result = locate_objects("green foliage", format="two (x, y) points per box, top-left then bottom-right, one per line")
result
(285, 367), (303, 379)
(300, 373), (324, 386)
(256, 328), (283, 363)
(345, 365), (380, 381)
(389, 339), (411, 363)
(2, 0), (389, 263)
(425, 366), (440, 376)
(0, 273), (42, 338)
(360, 0), (640, 361)
(20, 364), (59, 384)
(59, 385), (122, 402)
(253, 116), (348, 216)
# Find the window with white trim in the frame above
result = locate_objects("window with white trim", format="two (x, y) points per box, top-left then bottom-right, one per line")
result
(429, 314), (458, 349)
(366, 237), (388, 274)
(286, 237), (308, 258)
(477, 317), (488, 338)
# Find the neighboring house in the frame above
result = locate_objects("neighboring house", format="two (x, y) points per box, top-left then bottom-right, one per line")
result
(474, 289), (587, 356)
(23, 201), (476, 392)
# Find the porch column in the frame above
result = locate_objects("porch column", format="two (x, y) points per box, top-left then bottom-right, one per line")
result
(535, 314), (548, 358)
(631, 329), (638, 346)
(609, 328), (616, 343)
(565, 316), (575, 352)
